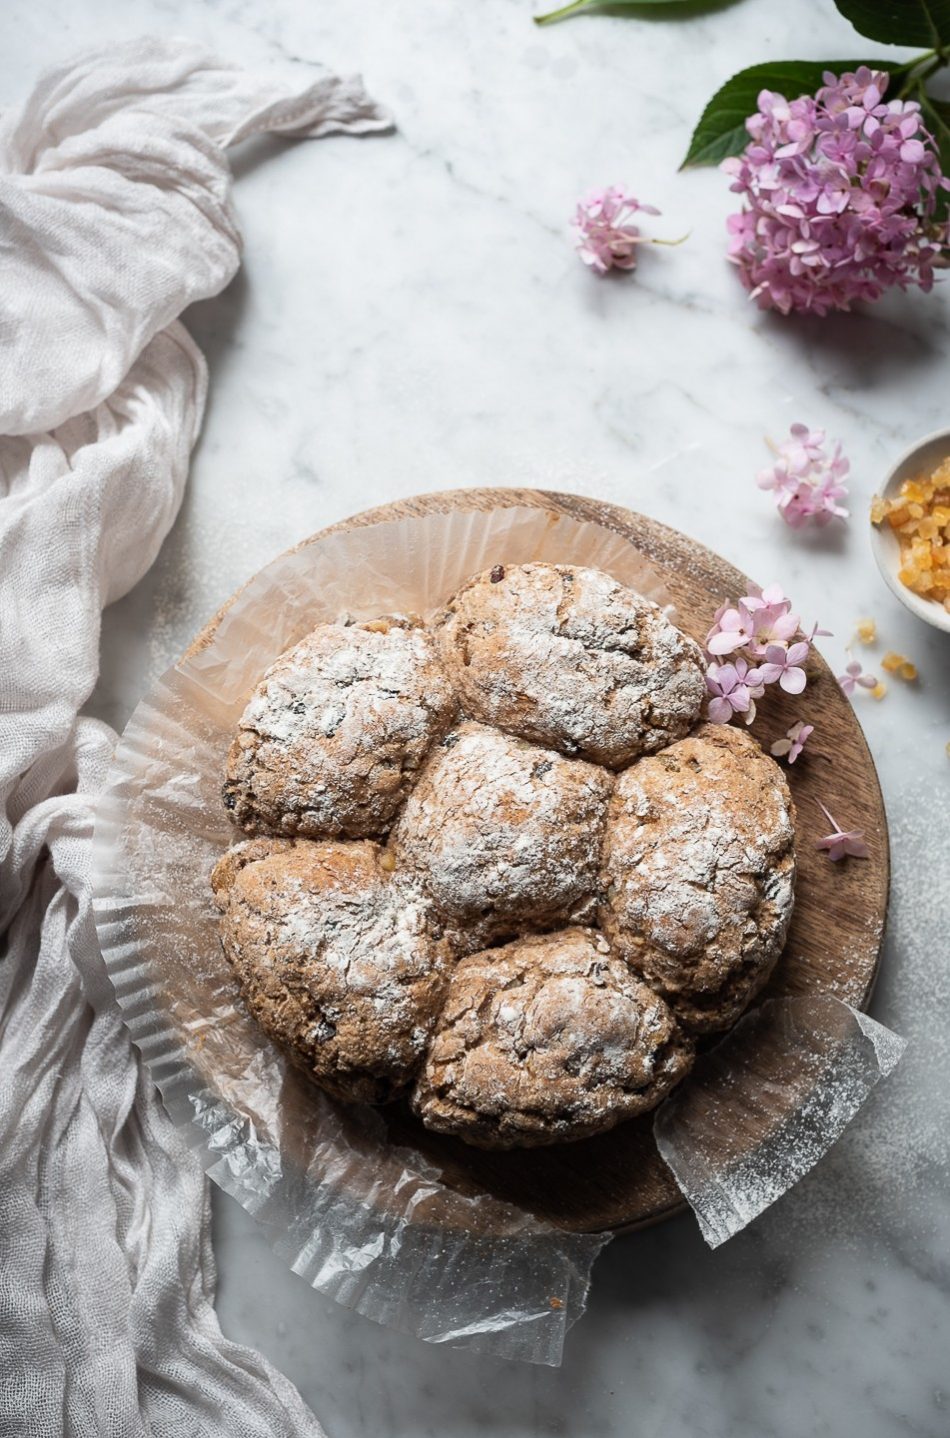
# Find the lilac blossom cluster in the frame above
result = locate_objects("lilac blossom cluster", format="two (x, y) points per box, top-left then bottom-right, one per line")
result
(571, 187), (660, 274)
(698, 577), (873, 854)
(723, 67), (949, 315)
(758, 423), (850, 527)
(704, 583), (826, 730)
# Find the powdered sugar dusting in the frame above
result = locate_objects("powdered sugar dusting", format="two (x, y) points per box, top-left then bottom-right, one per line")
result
(225, 619), (456, 840)
(391, 720), (613, 929)
(435, 563), (706, 768)
(601, 724), (796, 1033)
(414, 928), (694, 1148)
(214, 568), (803, 1147)
(213, 840), (450, 1104)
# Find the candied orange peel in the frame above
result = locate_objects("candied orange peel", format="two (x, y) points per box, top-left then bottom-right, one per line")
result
(872, 457), (950, 609)
(881, 651), (918, 682)
(855, 617), (877, 645)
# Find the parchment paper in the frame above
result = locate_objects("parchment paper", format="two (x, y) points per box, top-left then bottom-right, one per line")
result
(92, 501), (904, 1364)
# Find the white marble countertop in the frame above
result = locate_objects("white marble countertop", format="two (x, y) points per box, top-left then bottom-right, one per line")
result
(7, 0), (950, 1432)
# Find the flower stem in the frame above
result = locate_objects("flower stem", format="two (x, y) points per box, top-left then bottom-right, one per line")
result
(534, 0), (592, 24)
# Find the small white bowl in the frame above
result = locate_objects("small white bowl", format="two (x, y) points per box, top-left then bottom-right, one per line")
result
(870, 427), (950, 634)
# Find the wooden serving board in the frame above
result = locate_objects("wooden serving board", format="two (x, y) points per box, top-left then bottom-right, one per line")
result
(189, 487), (890, 1234)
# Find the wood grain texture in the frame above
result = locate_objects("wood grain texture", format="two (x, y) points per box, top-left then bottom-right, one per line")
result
(188, 487), (889, 1234)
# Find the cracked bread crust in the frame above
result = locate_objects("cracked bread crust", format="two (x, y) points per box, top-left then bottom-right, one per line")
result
(599, 723), (796, 1034)
(389, 721), (613, 935)
(211, 838), (451, 1105)
(224, 618), (456, 841)
(433, 563), (706, 768)
(411, 928), (694, 1149)
(212, 565), (798, 1149)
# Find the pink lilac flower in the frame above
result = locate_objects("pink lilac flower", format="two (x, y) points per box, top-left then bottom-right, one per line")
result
(758, 424), (850, 527)
(770, 720), (814, 763)
(745, 594), (801, 652)
(705, 658), (764, 724)
(815, 800), (870, 861)
(723, 68), (950, 315)
(704, 584), (829, 728)
(758, 640), (810, 693)
(838, 658), (878, 695)
(704, 580), (827, 730)
(706, 604), (755, 655)
(572, 187), (660, 274)
(706, 585), (801, 658)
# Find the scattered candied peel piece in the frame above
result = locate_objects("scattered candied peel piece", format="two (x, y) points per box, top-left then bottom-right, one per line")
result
(881, 651), (918, 682)
(872, 457), (950, 610)
(855, 617), (877, 645)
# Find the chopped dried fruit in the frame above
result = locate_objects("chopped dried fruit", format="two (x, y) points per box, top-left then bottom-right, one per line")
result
(870, 681), (887, 700)
(855, 618), (877, 645)
(873, 457), (950, 608)
(881, 651), (918, 681)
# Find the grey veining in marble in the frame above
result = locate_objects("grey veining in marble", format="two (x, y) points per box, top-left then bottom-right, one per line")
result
(6, 0), (950, 1433)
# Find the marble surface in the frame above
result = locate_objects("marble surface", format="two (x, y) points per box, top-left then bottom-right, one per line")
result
(6, 0), (950, 1432)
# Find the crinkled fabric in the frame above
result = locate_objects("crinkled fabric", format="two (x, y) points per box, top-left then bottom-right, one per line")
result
(0, 35), (388, 1436)
(0, 36), (389, 435)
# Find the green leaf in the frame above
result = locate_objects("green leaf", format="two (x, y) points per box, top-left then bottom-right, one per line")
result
(833, 0), (950, 49)
(535, 0), (720, 24)
(681, 57), (917, 167)
(919, 93), (950, 217)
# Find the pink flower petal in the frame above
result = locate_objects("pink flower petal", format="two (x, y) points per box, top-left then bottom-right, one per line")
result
(759, 583), (787, 606)
(707, 631), (748, 656)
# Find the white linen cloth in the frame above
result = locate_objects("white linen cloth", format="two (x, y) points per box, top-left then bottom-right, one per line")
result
(0, 37), (389, 1434)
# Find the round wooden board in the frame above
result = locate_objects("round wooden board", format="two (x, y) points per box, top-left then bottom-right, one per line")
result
(188, 487), (890, 1234)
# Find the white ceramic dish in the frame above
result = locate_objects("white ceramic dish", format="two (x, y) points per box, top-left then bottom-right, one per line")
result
(870, 427), (950, 634)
